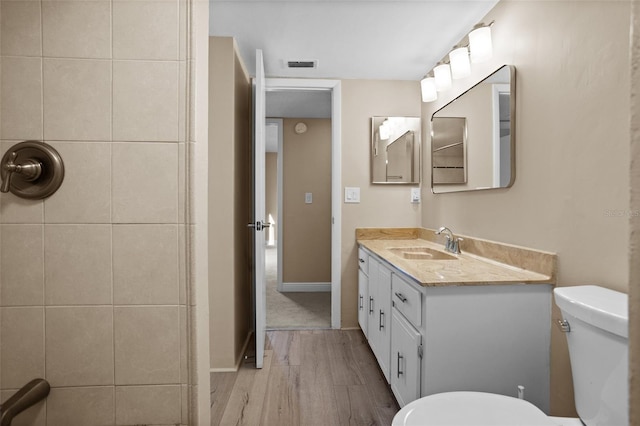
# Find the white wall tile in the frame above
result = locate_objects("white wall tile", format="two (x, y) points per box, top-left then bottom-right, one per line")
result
(112, 143), (178, 223)
(113, 225), (178, 305)
(113, 61), (179, 142)
(1, 57), (43, 140)
(46, 386), (115, 426)
(1, 0), (42, 56)
(42, 0), (111, 59)
(44, 142), (111, 224)
(44, 225), (112, 305)
(114, 306), (180, 385)
(0, 307), (45, 390)
(115, 385), (181, 425)
(43, 59), (111, 141)
(113, 0), (178, 60)
(45, 306), (114, 387)
(0, 225), (44, 306)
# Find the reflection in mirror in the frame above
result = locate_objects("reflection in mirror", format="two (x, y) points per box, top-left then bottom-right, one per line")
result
(431, 65), (515, 193)
(432, 117), (467, 184)
(371, 117), (421, 184)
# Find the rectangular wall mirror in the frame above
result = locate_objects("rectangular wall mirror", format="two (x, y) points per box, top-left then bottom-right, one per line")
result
(431, 65), (515, 193)
(371, 117), (421, 184)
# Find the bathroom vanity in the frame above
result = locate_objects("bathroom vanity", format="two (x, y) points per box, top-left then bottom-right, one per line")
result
(357, 228), (556, 413)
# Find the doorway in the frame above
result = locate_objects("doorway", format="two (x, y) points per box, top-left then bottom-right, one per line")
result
(264, 115), (332, 329)
(263, 79), (342, 330)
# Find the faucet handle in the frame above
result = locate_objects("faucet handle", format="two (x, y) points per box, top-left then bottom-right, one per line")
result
(452, 237), (463, 254)
(1, 151), (18, 193)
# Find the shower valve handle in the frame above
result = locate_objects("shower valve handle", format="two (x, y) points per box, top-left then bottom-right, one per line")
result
(1, 152), (43, 193)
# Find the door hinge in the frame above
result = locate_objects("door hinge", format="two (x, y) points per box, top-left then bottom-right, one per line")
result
(418, 344), (423, 359)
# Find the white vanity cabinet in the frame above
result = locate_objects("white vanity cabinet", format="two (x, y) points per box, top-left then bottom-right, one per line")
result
(357, 248), (369, 337)
(357, 246), (552, 414)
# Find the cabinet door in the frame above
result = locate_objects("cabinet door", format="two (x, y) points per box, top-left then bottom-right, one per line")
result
(366, 258), (379, 353)
(391, 308), (422, 407)
(358, 269), (368, 337)
(376, 264), (392, 382)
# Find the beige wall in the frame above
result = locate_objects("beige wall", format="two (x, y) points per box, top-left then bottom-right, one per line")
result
(0, 0), (191, 423)
(266, 152), (278, 243)
(421, 1), (631, 417)
(282, 118), (332, 283)
(341, 79), (422, 327)
(630, 2), (639, 424)
(209, 37), (252, 370)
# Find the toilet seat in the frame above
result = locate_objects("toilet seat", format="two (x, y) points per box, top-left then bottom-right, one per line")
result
(392, 391), (560, 426)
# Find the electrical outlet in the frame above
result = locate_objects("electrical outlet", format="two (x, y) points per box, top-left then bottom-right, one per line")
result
(411, 188), (421, 204)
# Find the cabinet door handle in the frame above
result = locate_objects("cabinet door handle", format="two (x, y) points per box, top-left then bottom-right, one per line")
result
(359, 295), (363, 310)
(397, 352), (404, 378)
(359, 258), (365, 263)
(394, 292), (407, 303)
(369, 297), (374, 314)
(379, 310), (384, 330)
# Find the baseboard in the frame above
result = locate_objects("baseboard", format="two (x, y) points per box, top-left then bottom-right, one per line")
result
(281, 282), (331, 292)
(209, 331), (253, 373)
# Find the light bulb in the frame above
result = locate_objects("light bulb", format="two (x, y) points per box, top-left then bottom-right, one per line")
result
(434, 63), (452, 92)
(449, 46), (471, 79)
(379, 122), (389, 140)
(469, 25), (492, 63)
(420, 76), (437, 102)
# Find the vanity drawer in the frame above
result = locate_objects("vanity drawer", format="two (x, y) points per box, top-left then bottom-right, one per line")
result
(358, 247), (369, 275)
(392, 274), (422, 327)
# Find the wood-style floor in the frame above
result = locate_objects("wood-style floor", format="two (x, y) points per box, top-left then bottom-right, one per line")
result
(210, 330), (400, 425)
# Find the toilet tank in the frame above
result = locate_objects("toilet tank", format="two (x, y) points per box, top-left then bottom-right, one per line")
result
(554, 285), (628, 426)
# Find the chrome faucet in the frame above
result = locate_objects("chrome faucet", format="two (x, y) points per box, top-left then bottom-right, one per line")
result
(435, 226), (463, 254)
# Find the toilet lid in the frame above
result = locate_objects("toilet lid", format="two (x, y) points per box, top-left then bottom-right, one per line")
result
(392, 392), (560, 426)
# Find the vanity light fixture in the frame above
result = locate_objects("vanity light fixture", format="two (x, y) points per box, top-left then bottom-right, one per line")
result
(420, 73), (437, 102)
(449, 45), (471, 79)
(420, 20), (494, 100)
(434, 62), (452, 92)
(469, 22), (493, 63)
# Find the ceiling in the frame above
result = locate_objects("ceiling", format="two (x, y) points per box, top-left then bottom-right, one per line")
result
(209, 0), (499, 81)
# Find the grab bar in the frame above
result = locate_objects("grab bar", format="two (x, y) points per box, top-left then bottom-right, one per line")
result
(0, 378), (50, 426)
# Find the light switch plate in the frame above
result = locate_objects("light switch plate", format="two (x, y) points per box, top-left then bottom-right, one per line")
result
(411, 188), (421, 204)
(344, 187), (360, 203)
(305, 192), (313, 204)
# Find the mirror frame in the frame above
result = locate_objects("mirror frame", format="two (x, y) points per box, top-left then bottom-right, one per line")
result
(370, 116), (422, 185)
(431, 64), (516, 194)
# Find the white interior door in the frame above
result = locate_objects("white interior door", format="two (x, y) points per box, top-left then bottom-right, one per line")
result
(252, 49), (267, 369)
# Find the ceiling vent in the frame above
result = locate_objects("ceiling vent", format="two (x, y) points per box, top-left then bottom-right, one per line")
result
(286, 60), (318, 69)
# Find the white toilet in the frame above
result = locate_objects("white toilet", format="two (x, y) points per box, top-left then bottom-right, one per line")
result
(392, 285), (629, 426)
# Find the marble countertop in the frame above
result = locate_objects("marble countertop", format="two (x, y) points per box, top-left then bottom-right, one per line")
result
(357, 228), (556, 287)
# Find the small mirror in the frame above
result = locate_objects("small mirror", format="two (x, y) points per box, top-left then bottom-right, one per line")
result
(431, 65), (515, 193)
(371, 116), (421, 184)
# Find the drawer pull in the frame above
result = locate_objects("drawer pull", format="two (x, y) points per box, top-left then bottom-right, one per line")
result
(359, 295), (363, 310)
(379, 310), (385, 330)
(397, 352), (404, 378)
(369, 297), (374, 314)
(359, 258), (365, 263)
(394, 292), (407, 303)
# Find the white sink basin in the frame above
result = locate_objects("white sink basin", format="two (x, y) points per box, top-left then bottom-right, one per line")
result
(388, 247), (457, 260)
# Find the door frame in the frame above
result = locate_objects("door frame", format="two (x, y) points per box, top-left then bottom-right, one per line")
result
(265, 78), (342, 329)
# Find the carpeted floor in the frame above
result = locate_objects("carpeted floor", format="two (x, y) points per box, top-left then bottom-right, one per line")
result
(265, 246), (331, 329)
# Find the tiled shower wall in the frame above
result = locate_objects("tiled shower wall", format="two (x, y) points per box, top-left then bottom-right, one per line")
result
(0, 0), (192, 424)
